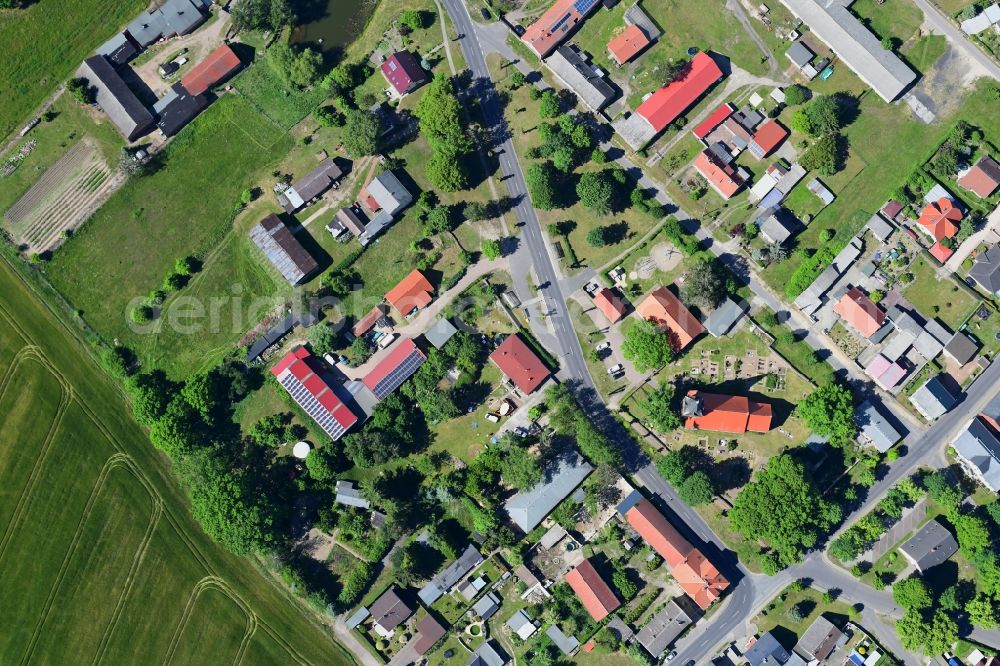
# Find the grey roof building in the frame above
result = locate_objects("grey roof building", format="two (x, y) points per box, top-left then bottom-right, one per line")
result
(746, 631), (791, 666)
(345, 606), (370, 630)
(249, 214), (319, 285)
(795, 615), (844, 662)
(635, 599), (694, 658)
(944, 331), (980, 365)
(417, 544), (484, 605)
(785, 40), (816, 68)
(624, 2), (662, 39)
(279, 159), (344, 213)
(366, 170), (413, 216)
(545, 624), (580, 655)
(866, 213), (894, 243)
(504, 452), (593, 532)
(335, 480), (371, 508)
(96, 32), (138, 65)
(506, 610), (538, 640)
(472, 591), (501, 620)
(909, 374), (959, 420)
(704, 297), (746, 337)
(954, 417), (1000, 492)
(468, 641), (509, 666)
(127, 0), (205, 46)
(758, 209), (795, 244)
(777, 0), (916, 102)
(424, 317), (458, 349)
(899, 518), (958, 572)
(546, 44), (617, 112)
(856, 399), (902, 452)
(156, 82), (208, 137)
(970, 246), (1000, 295)
(807, 178), (836, 205)
(79, 56), (154, 141)
(369, 587), (414, 632)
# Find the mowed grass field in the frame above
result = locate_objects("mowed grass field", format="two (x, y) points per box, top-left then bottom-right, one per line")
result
(0, 253), (353, 665)
(0, 0), (147, 140)
(45, 95), (294, 376)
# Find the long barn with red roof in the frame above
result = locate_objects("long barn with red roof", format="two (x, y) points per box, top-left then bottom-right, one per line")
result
(181, 43), (242, 96)
(272, 346), (358, 441)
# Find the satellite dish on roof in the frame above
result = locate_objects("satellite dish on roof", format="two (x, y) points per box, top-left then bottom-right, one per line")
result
(292, 441), (311, 459)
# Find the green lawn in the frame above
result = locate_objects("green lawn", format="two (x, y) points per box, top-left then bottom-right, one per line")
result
(850, 0), (924, 44)
(44, 95), (294, 377)
(0, 0), (147, 141)
(902, 256), (979, 329)
(754, 585), (858, 647)
(901, 35), (948, 74)
(233, 61), (327, 130)
(0, 251), (352, 664)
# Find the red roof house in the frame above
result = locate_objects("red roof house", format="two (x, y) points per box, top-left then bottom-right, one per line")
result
(833, 286), (886, 338)
(380, 51), (428, 96)
(593, 287), (628, 323)
(635, 286), (705, 350)
(693, 150), (744, 199)
(681, 390), (772, 433)
(181, 43), (242, 96)
(917, 198), (962, 242)
(564, 559), (621, 621)
(959, 155), (1000, 199)
(362, 338), (427, 399)
(930, 241), (954, 263)
(625, 498), (729, 609)
(413, 615), (447, 655)
(490, 334), (550, 393)
(636, 52), (724, 132)
(748, 120), (789, 159)
(271, 346), (358, 440)
(386, 269), (434, 317)
(608, 24), (650, 65)
(353, 304), (388, 338)
(691, 103), (735, 140)
(521, 0), (601, 58)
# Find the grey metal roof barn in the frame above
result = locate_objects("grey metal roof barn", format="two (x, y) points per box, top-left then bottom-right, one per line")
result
(468, 641), (508, 666)
(899, 518), (958, 572)
(795, 615), (844, 661)
(546, 44), (618, 112)
(249, 214), (319, 285)
(776, 0), (917, 102)
(504, 452), (593, 532)
(156, 82), (207, 137)
(624, 3), (662, 39)
(79, 56), (154, 140)
(96, 32), (138, 65)
(954, 417), (1000, 492)
(758, 210), (795, 244)
(704, 297), (746, 337)
(785, 40), (815, 68)
(472, 591), (501, 620)
(866, 213), (894, 243)
(367, 170), (413, 216)
(417, 544), (484, 605)
(545, 624), (580, 655)
(278, 159), (343, 213)
(424, 317), (459, 349)
(909, 374), (959, 420)
(335, 480), (371, 508)
(126, 0), (205, 46)
(635, 599), (694, 657)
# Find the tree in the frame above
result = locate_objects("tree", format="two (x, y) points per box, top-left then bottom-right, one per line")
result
(314, 105), (344, 128)
(126, 371), (175, 425)
(399, 9), (428, 30)
(503, 446), (542, 491)
(249, 413), (292, 447)
(343, 429), (399, 468)
(426, 152), (469, 191)
(67, 77), (95, 104)
(149, 398), (201, 459)
(797, 383), (855, 444)
(729, 454), (841, 565)
(181, 370), (225, 417)
(622, 319), (674, 372)
(642, 382), (681, 433)
(324, 268), (358, 297)
(612, 568), (638, 600)
(586, 225), (612, 247)
(892, 575), (933, 611)
(230, 0), (294, 32)
(656, 446), (698, 486)
(510, 70), (527, 88)
(342, 109), (382, 156)
(955, 513), (991, 555)
(784, 84), (810, 106)
(539, 90), (560, 118)
(968, 593), (1000, 628)
(800, 133), (842, 176)
(577, 171), (615, 214)
(680, 256), (729, 309)
(482, 239), (502, 259)
(423, 206), (453, 235)
(678, 471), (715, 505)
(526, 161), (561, 210)
(304, 446), (338, 482)
(268, 42), (324, 88)
(802, 95), (844, 136)
(414, 74), (473, 191)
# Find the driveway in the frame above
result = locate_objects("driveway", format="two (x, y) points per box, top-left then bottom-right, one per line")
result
(946, 204), (1000, 272)
(132, 9), (233, 97)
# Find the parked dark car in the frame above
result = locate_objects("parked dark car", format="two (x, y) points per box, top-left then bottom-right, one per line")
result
(480, 7), (491, 19)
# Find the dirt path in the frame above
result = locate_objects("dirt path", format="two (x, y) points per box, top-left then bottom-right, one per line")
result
(0, 86), (64, 159)
(131, 9), (233, 97)
(727, 0), (779, 77)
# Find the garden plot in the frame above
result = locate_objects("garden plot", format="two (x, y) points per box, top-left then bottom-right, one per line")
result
(3, 139), (117, 253)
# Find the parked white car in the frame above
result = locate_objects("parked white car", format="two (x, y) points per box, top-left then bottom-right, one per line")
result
(607, 363), (624, 376)
(595, 341), (611, 352)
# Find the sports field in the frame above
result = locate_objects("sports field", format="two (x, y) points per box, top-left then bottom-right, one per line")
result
(0, 252), (352, 665)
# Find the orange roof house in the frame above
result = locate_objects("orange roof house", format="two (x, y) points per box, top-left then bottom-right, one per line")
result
(958, 155), (1000, 199)
(608, 24), (650, 65)
(693, 150), (744, 199)
(636, 52), (724, 132)
(181, 44), (242, 96)
(564, 559), (621, 621)
(681, 390), (772, 433)
(930, 241), (954, 263)
(917, 198), (962, 242)
(521, 0), (601, 58)
(625, 498), (729, 609)
(490, 334), (550, 393)
(833, 286), (886, 338)
(635, 287), (705, 350)
(385, 269), (434, 316)
(593, 287), (628, 323)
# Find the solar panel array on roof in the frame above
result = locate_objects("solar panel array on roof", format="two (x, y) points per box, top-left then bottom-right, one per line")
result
(275, 368), (356, 440)
(369, 348), (424, 399)
(575, 0), (600, 12)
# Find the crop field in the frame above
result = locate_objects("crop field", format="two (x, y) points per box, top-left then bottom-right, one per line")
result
(0, 253), (352, 664)
(0, 0), (147, 141)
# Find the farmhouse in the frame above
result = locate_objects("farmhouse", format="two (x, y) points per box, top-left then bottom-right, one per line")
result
(703, 297), (746, 337)
(414, 615), (447, 655)
(899, 519), (958, 572)
(856, 399), (901, 452)
(370, 587), (415, 635)
(564, 558), (621, 621)
(746, 632), (793, 666)
(795, 615), (845, 662)
(692, 103), (735, 140)
(469, 642), (509, 666)
(917, 198), (962, 242)
(757, 208), (795, 245)
(181, 43), (243, 96)
(505, 452), (593, 532)
(490, 334), (551, 394)
(944, 331), (980, 366)
(748, 120), (789, 159)
(833, 286), (886, 338)
(681, 390), (773, 433)
(271, 347), (358, 441)
(521, 0), (602, 58)
(79, 55), (154, 141)
(126, 0), (207, 47)
(785, 40), (816, 70)
(507, 610), (539, 640)
(352, 170), (414, 244)
(386, 269), (434, 317)
(909, 374), (960, 420)
(380, 51), (428, 96)
(335, 480), (371, 508)
(635, 599), (694, 658)
(249, 214), (319, 285)
(278, 159), (344, 213)
(635, 286), (705, 350)
(362, 338), (427, 400)
(692, 150), (746, 199)
(959, 155), (1000, 198)
(96, 32), (139, 66)
(546, 44), (617, 112)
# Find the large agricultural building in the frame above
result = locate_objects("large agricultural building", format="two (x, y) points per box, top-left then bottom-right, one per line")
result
(271, 346), (359, 441)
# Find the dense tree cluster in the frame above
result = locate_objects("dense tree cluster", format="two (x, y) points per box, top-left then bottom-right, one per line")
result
(797, 382), (856, 445)
(414, 74), (473, 191)
(641, 381), (681, 433)
(656, 446), (716, 506)
(622, 319), (674, 372)
(680, 256), (732, 310)
(231, 0), (294, 33)
(790, 93), (851, 177)
(341, 109), (382, 157)
(268, 42), (324, 89)
(546, 384), (622, 466)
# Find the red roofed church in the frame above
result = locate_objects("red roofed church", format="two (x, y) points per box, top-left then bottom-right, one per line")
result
(917, 198), (962, 242)
(380, 51), (428, 96)
(681, 390), (772, 433)
(564, 558), (621, 621)
(272, 346), (358, 440)
(636, 52), (723, 132)
(181, 43), (242, 96)
(490, 334), (550, 394)
(833, 286), (885, 338)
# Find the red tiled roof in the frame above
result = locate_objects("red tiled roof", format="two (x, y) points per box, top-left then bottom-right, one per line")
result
(930, 241), (954, 263)
(362, 338), (427, 393)
(881, 200), (903, 219)
(691, 103), (735, 139)
(564, 559), (621, 621)
(683, 390), (772, 433)
(380, 51), (427, 95)
(271, 346), (358, 438)
(636, 52), (723, 132)
(693, 150), (744, 199)
(751, 120), (789, 157)
(489, 334), (550, 393)
(635, 286), (705, 350)
(385, 269), (434, 316)
(521, 0), (600, 57)
(353, 304), (387, 338)
(608, 24), (650, 65)
(959, 155), (1000, 199)
(593, 287), (628, 323)
(181, 44), (241, 96)
(917, 198), (962, 242)
(833, 286), (886, 338)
